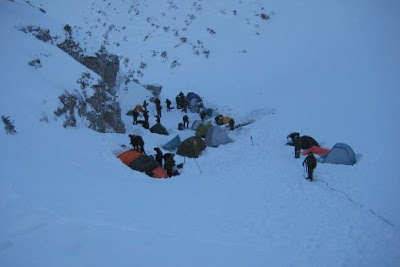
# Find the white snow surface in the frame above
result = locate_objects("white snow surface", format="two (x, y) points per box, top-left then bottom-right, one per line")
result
(1, 0), (400, 266)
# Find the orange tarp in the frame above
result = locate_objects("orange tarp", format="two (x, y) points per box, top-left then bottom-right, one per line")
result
(118, 150), (142, 165)
(302, 146), (331, 155)
(152, 167), (169, 178)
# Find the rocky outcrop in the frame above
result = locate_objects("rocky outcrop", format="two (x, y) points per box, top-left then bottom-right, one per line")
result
(19, 25), (125, 133)
(19, 25), (55, 43)
(57, 40), (119, 87)
(55, 73), (126, 134)
(20, 25), (119, 86)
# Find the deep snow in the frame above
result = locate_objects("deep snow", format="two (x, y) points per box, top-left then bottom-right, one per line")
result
(1, 0), (400, 266)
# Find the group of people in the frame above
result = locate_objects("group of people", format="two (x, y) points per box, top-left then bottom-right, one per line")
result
(127, 92), (238, 177)
(154, 147), (177, 177)
(128, 134), (178, 178)
(176, 91), (189, 112)
(132, 100), (150, 129)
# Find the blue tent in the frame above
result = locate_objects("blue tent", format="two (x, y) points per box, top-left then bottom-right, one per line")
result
(205, 126), (231, 147)
(162, 135), (182, 151)
(323, 143), (356, 165)
(186, 92), (202, 103)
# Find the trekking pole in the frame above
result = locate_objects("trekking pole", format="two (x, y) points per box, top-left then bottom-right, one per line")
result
(194, 158), (203, 174)
(303, 164), (308, 179)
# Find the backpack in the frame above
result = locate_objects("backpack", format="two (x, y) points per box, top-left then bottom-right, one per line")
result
(308, 156), (317, 169)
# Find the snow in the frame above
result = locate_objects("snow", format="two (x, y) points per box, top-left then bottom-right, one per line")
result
(1, 0), (400, 266)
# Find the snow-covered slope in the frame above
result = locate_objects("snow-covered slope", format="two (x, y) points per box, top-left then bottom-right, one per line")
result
(1, 0), (399, 266)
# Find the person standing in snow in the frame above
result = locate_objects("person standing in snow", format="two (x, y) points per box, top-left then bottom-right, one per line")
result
(164, 153), (176, 177)
(154, 97), (161, 108)
(303, 152), (317, 181)
(132, 109), (139, 125)
(294, 136), (302, 158)
(137, 136), (145, 154)
(142, 110), (150, 129)
(181, 98), (188, 113)
(229, 118), (235, 131)
(165, 99), (172, 111)
(154, 147), (163, 167)
(183, 115), (189, 129)
(156, 104), (162, 118)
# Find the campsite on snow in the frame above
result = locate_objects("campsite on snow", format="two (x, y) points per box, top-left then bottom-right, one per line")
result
(1, 0), (399, 266)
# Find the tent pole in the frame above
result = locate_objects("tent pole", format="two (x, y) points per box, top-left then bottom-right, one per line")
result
(194, 159), (202, 174)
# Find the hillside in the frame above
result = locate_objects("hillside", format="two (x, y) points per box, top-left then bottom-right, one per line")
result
(1, 0), (400, 266)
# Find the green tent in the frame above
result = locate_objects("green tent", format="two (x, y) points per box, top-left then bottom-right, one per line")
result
(150, 123), (169, 135)
(177, 136), (206, 158)
(195, 123), (212, 138)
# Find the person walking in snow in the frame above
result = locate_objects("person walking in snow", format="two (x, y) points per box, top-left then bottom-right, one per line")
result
(303, 152), (317, 181)
(183, 115), (189, 129)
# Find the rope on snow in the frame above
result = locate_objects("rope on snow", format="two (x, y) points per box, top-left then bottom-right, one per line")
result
(318, 178), (398, 230)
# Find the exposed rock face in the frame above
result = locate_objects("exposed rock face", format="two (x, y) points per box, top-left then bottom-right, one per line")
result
(57, 40), (119, 87)
(82, 47), (119, 87)
(19, 25), (125, 133)
(55, 74), (126, 134)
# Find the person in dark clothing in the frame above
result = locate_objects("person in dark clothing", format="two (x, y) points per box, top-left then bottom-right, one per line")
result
(181, 98), (188, 113)
(229, 118), (235, 131)
(183, 115), (189, 129)
(294, 136), (302, 158)
(143, 110), (149, 121)
(175, 95), (181, 109)
(137, 136), (145, 153)
(163, 153), (176, 177)
(142, 110), (150, 129)
(287, 132), (300, 145)
(303, 152), (317, 181)
(155, 97), (161, 107)
(156, 104), (162, 118)
(165, 99), (172, 111)
(178, 92), (185, 101)
(129, 135), (145, 153)
(129, 134), (139, 151)
(155, 115), (161, 124)
(215, 115), (223, 125)
(154, 147), (163, 167)
(132, 109), (139, 125)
